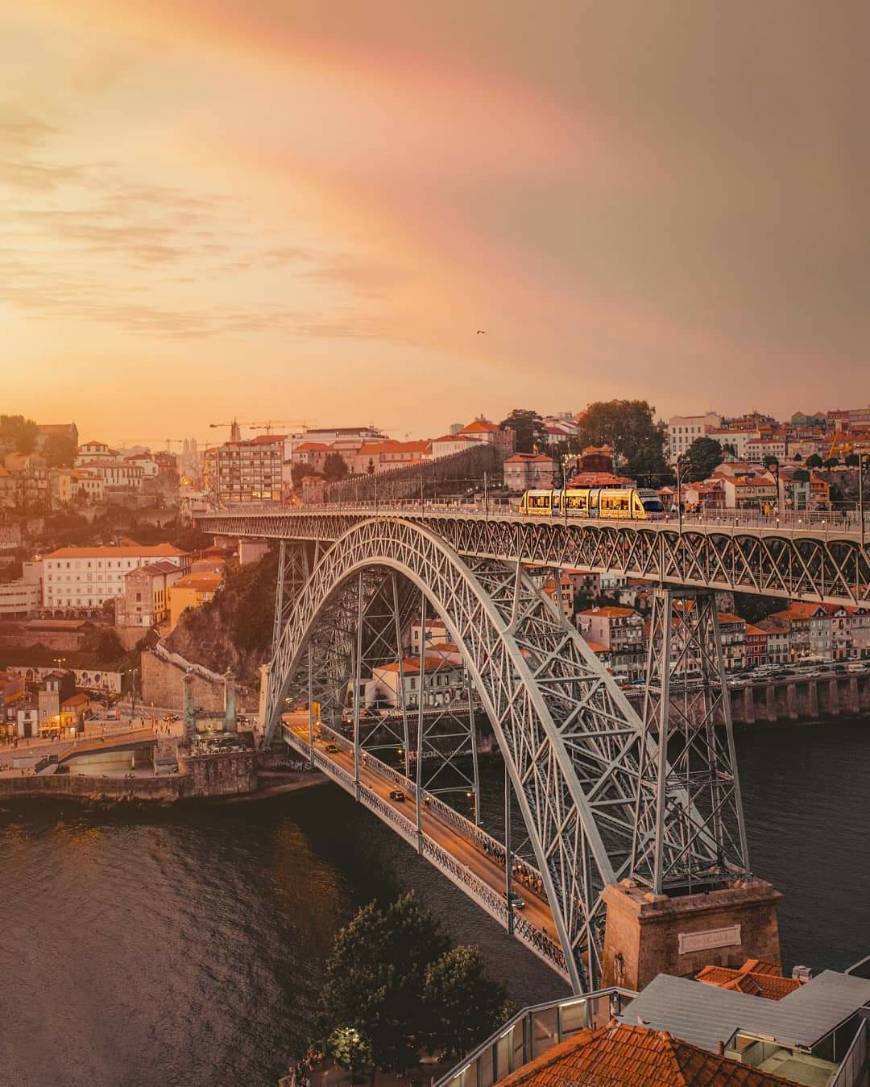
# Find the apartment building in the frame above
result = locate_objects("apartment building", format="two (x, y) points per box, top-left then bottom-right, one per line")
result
(667, 413), (721, 462)
(116, 561), (186, 627)
(577, 606), (645, 679)
(369, 655), (466, 709)
(204, 434), (287, 504)
(42, 544), (189, 611)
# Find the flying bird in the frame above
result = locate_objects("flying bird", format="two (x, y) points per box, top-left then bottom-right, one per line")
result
(476, 329), (487, 335)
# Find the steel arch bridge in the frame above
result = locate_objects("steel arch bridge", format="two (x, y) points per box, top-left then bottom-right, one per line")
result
(255, 516), (743, 992)
(196, 505), (868, 992)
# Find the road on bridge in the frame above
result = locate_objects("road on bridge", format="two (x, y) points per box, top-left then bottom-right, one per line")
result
(284, 719), (559, 944)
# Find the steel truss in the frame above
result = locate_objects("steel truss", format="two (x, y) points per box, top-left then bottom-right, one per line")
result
(200, 510), (869, 607)
(631, 588), (750, 894)
(265, 517), (678, 993)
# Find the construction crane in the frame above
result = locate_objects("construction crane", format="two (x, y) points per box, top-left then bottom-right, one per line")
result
(209, 418), (316, 439)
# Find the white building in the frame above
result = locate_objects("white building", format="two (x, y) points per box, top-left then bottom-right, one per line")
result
(708, 428), (761, 461)
(43, 544), (190, 611)
(370, 655), (466, 709)
(667, 413), (721, 462)
(0, 580), (40, 617)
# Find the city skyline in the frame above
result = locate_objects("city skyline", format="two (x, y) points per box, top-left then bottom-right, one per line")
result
(3, 1), (870, 444)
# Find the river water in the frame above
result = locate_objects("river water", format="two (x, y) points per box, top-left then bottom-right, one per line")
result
(1, 718), (867, 1087)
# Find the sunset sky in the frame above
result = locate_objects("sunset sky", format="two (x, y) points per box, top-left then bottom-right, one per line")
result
(2, 0), (868, 446)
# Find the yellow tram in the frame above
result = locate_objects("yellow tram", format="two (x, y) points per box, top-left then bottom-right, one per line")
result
(518, 487), (663, 519)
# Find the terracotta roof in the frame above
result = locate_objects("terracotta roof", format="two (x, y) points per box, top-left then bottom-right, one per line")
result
(696, 960), (801, 1001)
(717, 613), (745, 625)
(578, 606), (638, 618)
(566, 472), (635, 487)
(375, 656), (458, 674)
(496, 1022), (795, 1087)
(172, 572), (222, 591)
(128, 560), (184, 577)
(461, 417), (499, 434)
(744, 624), (767, 637)
(583, 639), (608, 654)
(505, 453), (554, 463)
(770, 602), (834, 621)
(431, 433), (479, 444)
(359, 439), (430, 455)
(295, 442), (330, 452)
(46, 544), (186, 559)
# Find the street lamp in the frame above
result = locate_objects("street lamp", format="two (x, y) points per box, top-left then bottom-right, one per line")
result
(676, 456), (683, 534)
(860, 452), (867, 549)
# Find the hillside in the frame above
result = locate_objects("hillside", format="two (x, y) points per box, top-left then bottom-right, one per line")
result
(164, 550), (277, 684)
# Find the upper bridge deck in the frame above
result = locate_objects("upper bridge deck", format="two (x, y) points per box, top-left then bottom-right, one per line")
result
(197, 502), (869, 607)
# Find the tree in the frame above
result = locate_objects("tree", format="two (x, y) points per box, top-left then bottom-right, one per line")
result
(323, 452), (349, 482)
(844, 453), (860, 467)
(327, 1027), (374, 1082)
(680, 436), (724, 483)
(319, 893), (449, 1071)
(423, 946), (508, 1059)
(762, 455), (779, 469)
(291, 462), (321, 488)
(42, 432), (77, 467)
(823, 457), (840, 469)
(574, 400), (668, 478)
(806, 453), (823, 468)
(0, 414), (37, 454)
(499, 408), (547, 454)
(793, 452), (803, 462)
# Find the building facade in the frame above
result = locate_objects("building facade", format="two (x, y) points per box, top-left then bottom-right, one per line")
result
(42, 545), (189, 611)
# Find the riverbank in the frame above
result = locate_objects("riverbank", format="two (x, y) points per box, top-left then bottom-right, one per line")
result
(0, 760), (326, 806)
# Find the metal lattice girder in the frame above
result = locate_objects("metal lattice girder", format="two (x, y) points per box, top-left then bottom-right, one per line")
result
(266, 517), (665, 993)
(631, 588), (750, 894)
(200, 510), (870, 607)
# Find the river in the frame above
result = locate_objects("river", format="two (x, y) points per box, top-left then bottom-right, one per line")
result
(0, 718), (867, 1087)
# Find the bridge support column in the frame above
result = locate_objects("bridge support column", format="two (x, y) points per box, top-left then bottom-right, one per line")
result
(223, 669), (237, 733)
(183, 670), (196, 740)
(613, 588), (781, 993)
(632, 587), (750, 893)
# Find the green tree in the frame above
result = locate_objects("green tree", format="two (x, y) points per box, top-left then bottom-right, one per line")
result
(323, 452), (349, 482)
(319, 894), (449, 1071)
(762, 455), (779, 469)
(844, 452), (859, 467)
(423, 946), (508, 1059)
(499, 408), (547, 454)
(806, 453), (823, 468)
(575, 400), (668, 479)
(823, 457), (840, 469)
(42, 432), (78, 467)
(0, 414), (37, 454)
(291, 462), (321, 488)
(680, 436), (724, 483)
(327, 1027), (374, 1082)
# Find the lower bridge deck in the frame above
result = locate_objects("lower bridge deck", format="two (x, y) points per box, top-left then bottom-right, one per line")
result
(281, 715), (570, 983)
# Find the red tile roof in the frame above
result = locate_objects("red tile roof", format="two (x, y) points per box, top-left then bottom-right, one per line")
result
(578, 606), (638, 618)
(497, 1022), (795, 1087)
(46, 544), (186, 559)
(461, 417), (499, 434)
(696, 960), (801, 1001)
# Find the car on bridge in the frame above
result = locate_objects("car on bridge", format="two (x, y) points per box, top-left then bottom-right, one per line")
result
(505, 890), (526, 910)
(388, 789), (406, 802)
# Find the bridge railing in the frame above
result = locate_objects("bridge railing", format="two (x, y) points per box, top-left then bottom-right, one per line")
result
(316, 722), (548, 890)
(433, 987), (638, 1087)
(198, 500), (868, 540)
(284, 720), (566, 977)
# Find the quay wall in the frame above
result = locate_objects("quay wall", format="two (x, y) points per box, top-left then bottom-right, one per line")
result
(140, 649), (257, 714)
(0, 751), (259, 803)
(625, 672), (870, 724)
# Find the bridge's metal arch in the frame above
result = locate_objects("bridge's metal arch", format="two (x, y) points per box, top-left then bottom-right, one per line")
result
(265, 518), (672, 992)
